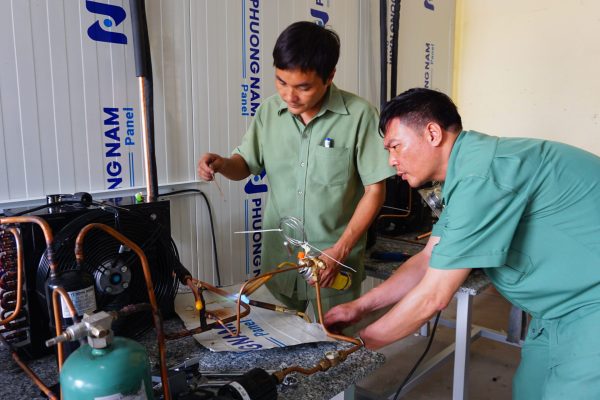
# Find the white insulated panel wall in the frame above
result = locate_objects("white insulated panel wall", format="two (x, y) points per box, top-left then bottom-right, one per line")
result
(0, 0), (454, 288)
(164, 0), (380, 286)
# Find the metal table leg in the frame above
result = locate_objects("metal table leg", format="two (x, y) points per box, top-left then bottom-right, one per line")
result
(452, 291), (473, 400)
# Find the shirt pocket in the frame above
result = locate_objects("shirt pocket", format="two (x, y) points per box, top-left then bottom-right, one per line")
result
(312, 145), (350, 186)
(487, 248), (532, 285)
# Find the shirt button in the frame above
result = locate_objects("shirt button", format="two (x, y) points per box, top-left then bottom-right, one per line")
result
(298, 190), (303, 195)
(300, 162), (305, 167)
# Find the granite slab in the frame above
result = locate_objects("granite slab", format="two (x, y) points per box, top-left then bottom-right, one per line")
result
(0, 318), (384, 400)
(366, 235), (491, 296)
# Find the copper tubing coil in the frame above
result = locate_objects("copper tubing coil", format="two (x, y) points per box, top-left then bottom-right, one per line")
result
(0, 333), (57, 400)
(0, 281), (17, 291)
(1, 308), (27, 320)
(51, 286), (79, 371)
(1, 287), (22, 312)
(0, 228), (24, 327)
(0, 270), (17, 279)
(75, 223), (171, 400)
(0, 216), (58, 273)
(0, 272), (18, 288)
(2, 329), (28, 342)
(0, 318), (28, 331)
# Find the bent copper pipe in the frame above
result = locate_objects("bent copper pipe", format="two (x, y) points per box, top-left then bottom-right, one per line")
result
(0, 216), (58, 273)
(378, 185), (412, 220)
(271, 275), (364, 383)
(272, 342), (363, 383)
(0, 334), (58, 400)
(51, 286), (79, 371)
(241, 261), (296, 296)
(233, 265), (304, 336)
(164, 279), (251, 340)
(314, 276), (361, 345)
(0, 228), (23, 326)
(75, 223), (171, 400)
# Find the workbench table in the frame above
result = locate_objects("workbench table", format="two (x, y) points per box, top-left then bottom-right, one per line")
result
(0, 317), (384, 400)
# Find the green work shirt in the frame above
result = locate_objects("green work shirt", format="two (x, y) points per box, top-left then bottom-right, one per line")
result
(233, 84), (394, 301)
(430, 131), (600, 319)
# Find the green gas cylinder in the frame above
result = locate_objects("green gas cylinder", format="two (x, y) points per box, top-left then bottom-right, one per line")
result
(60, 336), (153, 399)
(46, 311), (153, 400)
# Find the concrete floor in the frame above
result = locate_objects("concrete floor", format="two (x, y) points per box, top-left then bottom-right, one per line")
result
(355, 287), (521, 399)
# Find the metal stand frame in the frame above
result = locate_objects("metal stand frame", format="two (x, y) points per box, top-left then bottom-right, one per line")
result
(352, 291), (524, 400)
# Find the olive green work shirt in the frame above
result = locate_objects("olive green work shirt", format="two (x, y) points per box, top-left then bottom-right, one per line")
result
(431, 131), (600, 319)
(233, 84), (395, 301)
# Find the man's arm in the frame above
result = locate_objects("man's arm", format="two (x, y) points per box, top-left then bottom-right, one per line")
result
(323, 235), (438, 327)
(318, 181), (386, 287)
(197, 153), (251, 181)
(360, 265), (471, 349)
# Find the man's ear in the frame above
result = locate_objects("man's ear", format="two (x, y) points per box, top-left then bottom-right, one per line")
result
(326, 69), (336, 85)
(425, 122), (443, 147)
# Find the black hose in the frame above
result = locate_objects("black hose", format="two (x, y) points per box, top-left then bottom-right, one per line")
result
(390, 0), (401, 98)
(158, 189), (221, 287)
(379, 0), (388, 110)
(393, 311), (442, 399)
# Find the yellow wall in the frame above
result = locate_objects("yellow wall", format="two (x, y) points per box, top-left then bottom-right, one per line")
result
(453, 0), (600, 154)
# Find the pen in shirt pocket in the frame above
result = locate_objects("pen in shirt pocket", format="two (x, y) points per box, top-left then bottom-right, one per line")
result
(324, 137), (334, 148)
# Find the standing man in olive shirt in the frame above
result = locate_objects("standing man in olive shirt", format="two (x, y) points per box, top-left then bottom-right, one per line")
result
(197, 21), (394, 313)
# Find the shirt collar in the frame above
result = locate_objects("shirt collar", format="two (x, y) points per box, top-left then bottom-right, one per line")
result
(276, 84), (349, 116)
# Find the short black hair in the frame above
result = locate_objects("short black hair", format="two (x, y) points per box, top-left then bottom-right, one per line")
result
(273, 21), (340, 83)
(379, 88), (463, 136)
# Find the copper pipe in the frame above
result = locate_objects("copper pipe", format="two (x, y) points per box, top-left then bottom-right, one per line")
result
(116, 303), (153, 318)
(0, 227), (23, 326)
(241, 262), (296, 296)
(378, 184), (413, 220)
(234, 265), (303, 336)
(416, 231), (432, 240)
(208, 314), (238, 337)
(139, 76), (156, 203)
(75, 223), (170, 400)
(0, 216), (57, 272)
(51, 286), (78, 371)
(0, 334), (58, 400)
(273, 342), (363, 383)
(392, 237), (427, 246)
(241, 275), (272, 296)
(163, 279), (251, 340)
(246, 299), (310, 321)
(314, 275), (361, 345)
(185, 278), (202, 311)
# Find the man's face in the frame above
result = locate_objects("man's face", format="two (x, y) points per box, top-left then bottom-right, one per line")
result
(383, 118), (438, 187)
(275, 68), (333, 122)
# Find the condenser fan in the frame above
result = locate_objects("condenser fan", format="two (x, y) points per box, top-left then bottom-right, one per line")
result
(36, 205), (179, 338)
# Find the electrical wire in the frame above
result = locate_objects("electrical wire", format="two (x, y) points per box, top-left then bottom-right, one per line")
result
(157, 189), (221, 287)
(393, 311), (442, 400)
(9, 200), (87, 217)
